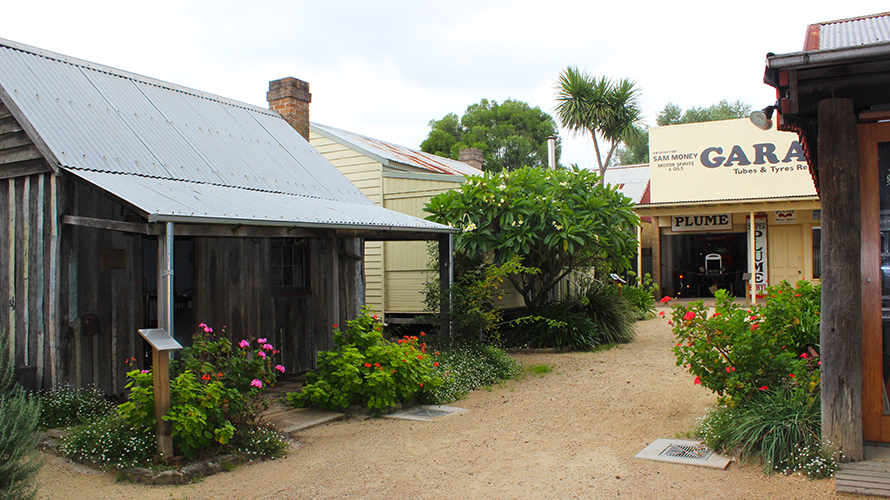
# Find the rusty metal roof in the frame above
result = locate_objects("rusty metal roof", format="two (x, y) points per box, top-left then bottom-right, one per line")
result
(311, 123), (483, 177)
(0, 38), (453, 233)
(805, 12), (890, 51)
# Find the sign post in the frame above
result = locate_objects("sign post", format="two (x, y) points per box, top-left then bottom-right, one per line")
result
(138, 328), (183, 460)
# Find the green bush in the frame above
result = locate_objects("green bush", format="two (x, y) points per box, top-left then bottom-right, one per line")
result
(424, 256), (536, 343)
(61, 415), (156, 468)
(621, 272), (657, 319)
(0, 335), (41, 500)
(38, 385), (115, 429)
(504, 300), (599, 349)
(669, 282), (820, 402)
(578, 280), (637, 344)
(696, 387), (839, 477)
(423, 344), (521, 404)
(289, 307), (441, 413)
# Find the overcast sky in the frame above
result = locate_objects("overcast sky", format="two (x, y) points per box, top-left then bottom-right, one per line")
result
(2, 1), (887, 169)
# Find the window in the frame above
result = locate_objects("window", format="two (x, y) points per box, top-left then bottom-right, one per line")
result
(812, 227), (821, 279)
(272, 238), (309, 293)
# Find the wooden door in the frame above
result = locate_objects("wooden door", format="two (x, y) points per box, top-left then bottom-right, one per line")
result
(769, 225), (803, 285)
(861, 121), (890, 442)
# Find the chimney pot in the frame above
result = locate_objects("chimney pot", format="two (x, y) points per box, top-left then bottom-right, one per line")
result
(458, 147), (484, 171)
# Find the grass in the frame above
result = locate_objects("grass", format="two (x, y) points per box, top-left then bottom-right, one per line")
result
(523, 363), (552, 378)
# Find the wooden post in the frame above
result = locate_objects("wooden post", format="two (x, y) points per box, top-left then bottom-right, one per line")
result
(818, 97), (863, 461)
(438, 234), (453, 341)
(152, 347), (173, 459)
(749, 211), (756, 306)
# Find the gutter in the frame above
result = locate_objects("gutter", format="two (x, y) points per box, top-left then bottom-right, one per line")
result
(146, 213), (459, 233)
(767, 41), (890, 70)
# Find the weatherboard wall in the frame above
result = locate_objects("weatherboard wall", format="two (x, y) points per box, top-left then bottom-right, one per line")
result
(309, 130), (386, 316)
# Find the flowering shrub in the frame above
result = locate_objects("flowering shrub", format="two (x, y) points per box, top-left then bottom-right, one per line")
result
(668, 282), (820, 402)
(117, 323), (282, 458)
(423, 344), (521, 404)
(61, 416), (156, 468)
(289, 307), (441, 413)
(38, 385), (116, 429)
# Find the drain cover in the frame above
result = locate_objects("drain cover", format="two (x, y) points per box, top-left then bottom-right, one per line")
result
(383, 405), (468, 422)
(405, 408), (451, 419)
(659, 443), (713, 461)
(635, 439), (731, 469)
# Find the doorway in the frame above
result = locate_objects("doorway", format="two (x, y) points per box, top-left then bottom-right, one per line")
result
(861, 121), (890, 442)
(769, 225), (804, 285)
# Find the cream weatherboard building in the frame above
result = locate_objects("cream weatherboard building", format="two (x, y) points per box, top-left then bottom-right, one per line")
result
(309, 123), (483, 322)
(634, 118), (821, 301)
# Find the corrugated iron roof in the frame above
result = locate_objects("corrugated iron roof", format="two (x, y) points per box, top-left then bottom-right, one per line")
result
(311, 123), (483, 177)
(603, 164), (650, 204)
(806, 12), (890, 50)
(0, 38), (452, 232)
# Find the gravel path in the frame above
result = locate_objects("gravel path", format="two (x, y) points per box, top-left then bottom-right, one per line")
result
(36, 311), (860, 499)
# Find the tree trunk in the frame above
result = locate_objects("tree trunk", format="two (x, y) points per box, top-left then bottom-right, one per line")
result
(818, 97), (863, 461)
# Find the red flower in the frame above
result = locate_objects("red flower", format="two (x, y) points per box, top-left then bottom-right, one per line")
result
(694, 376), (701, 385)
(725, 367), (735, 372)
(660, 296), (672, 303)
(683, 311), (695, 320)
(676, 342), (681, 347)
(759, 386), (768, 391)
(789, 374), (795, 377)
(795, 294), (802, 297)
(332, 324), (338, 328)
(420, 332), (426, 336)
(801, 353), (808, 359)
(712, 312), (721, 318)
(434, 362), (439, 367)
(659, 311), (666, 318)
(417, 355), (423, 360)
(419, 383), (423, 388)
(750, 324), (759, 331)
(374, 363), (381, 368)
(201, 374), (211, 381)
(372, 315), (378, 319)
(364, 363), (372, 368)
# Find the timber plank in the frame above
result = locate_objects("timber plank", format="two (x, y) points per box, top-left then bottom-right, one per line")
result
(0, 145), (42, 165)
(0, 117), (23, 136)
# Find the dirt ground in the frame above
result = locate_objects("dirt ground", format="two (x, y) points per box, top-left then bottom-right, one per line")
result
(35, 309), (862, 500)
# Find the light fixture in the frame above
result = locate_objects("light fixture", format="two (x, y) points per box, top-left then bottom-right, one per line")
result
(749, 104), (776, 130)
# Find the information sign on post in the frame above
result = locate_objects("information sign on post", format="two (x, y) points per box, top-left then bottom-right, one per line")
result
(137, 328), (183, 460)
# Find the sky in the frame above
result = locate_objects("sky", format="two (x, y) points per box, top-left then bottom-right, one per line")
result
(2, 1), (887, 169)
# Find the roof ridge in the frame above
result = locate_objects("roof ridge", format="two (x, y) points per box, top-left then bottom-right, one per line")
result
(813, 11), (890, 27)
(0, 37), (279, 118)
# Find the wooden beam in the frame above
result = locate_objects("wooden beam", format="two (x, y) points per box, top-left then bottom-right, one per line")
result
(818, 97), (864, 461)
(0, 159), (50, 180)
(61, 215), (152, 235)
(438, 234), (453, 341)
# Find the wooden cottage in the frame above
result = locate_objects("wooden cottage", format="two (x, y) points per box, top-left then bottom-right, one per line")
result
(764, 12), (890, 461)
(307, 122), (482, 322)
(0, 39), (454, 396)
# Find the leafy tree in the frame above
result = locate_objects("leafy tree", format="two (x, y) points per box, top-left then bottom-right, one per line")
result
(657, 99), (751, 126)
(425, 166), (639, 308)
(554, 67), (643, 182)
(0, 334), (41, 500)
(420, 99), (561, 172)
(615, 127), (649, 166)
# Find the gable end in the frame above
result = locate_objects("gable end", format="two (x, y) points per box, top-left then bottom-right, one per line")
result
(0, 101), (49, 179)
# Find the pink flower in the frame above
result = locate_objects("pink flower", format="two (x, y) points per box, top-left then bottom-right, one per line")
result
(801, 353), (808, 359)
(239, 340), (250, 348)
(660, 296), (672, 304)
(659, 311), (665, 317)
(694, 376), (701, 385)
(263, 343), (274, 351)
(275, 365), (285, 373)
(258, 338), (267, 344)
(725, 367), (735, 372)
(258, 351), (267, 359)
(199, 322), (212, 333)
(759, 386), (768, 391)
(750, 324), (759, 331)
(683, 311), (695, 321)
(250, 379), (263, 388)
(140, 369), (150, 374)
(711, 312), (721, 318)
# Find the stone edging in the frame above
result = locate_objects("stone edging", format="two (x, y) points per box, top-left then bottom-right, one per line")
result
(39, 431), (255, 485)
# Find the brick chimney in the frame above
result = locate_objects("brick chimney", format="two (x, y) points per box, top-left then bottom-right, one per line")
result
(267, 77), (312, 140)
(458, 147), (484, 170)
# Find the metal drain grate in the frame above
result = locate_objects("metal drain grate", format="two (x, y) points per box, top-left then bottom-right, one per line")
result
(659, 443), (714, 461)
(404, 408), (452, 419)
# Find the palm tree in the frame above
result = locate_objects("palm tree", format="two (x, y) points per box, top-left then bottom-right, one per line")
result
(555, 67), (643, 183)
